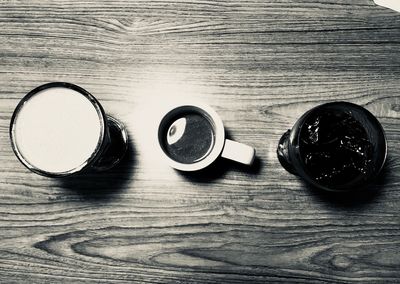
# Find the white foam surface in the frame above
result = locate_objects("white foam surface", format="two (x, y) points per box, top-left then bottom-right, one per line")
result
(13, 87), (102, 173)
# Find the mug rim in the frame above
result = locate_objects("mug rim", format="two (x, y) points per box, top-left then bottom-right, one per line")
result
(9, 82), (107, 178)
(157, 102), (225, 171)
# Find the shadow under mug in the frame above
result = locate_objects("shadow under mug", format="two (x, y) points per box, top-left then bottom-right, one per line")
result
(10, 82), (128, 177)
(157, 103), (256, 171)
(277, 101), (387, 191)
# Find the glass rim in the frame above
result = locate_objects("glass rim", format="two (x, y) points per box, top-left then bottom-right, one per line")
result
(291, 101), (388, 191)
(10, 82), (107, 178)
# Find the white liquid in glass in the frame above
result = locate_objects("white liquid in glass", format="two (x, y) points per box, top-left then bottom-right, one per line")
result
(13, 87), (102, 173)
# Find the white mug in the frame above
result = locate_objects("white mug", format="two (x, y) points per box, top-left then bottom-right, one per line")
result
(157, 103), (255, 171)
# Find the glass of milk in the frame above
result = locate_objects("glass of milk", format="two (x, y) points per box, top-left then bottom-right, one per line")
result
(10, 82), (128, 177)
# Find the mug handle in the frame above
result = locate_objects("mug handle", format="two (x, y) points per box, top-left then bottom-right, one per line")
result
(221, 139), (256, 165)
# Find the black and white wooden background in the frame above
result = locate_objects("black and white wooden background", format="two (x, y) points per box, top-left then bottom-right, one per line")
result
(0, 1), (399, 283)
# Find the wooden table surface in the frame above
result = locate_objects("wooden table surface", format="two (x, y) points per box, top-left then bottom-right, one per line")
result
(0, 0), (399, 283)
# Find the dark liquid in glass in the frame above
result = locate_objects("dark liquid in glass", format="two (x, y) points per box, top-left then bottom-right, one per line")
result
(161, 112), (215, 164)
(299, 109), (374, 188)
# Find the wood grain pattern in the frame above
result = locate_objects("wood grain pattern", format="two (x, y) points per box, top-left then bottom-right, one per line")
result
(0, 0), (399, 283)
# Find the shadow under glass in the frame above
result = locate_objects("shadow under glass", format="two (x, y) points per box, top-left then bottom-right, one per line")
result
(160, 111), (215, 164)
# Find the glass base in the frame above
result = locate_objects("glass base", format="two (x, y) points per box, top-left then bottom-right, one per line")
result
(277, 130), (297, 175)
(92, 115), (128, 171)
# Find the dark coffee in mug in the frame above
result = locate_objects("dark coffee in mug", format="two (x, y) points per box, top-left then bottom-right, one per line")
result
(160, 111), (215, 164)
(158, 103), (255, 171)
